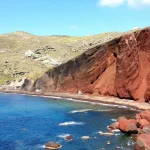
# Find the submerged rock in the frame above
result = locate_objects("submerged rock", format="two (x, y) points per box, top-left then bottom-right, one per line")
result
(45, 142), (62, 150)
(99, 131), (113, 136)
(107, 141), (111, 145)
(81, 136), (90, 140)
(64, 135), (73, 141)
(131, 134), (138, 142)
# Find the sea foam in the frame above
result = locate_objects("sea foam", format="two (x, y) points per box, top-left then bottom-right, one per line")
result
(111, 119), (117, 122)
(59, 121), (84, 126)
(69, 109), (92, 113)
(58, 134), (70, 138)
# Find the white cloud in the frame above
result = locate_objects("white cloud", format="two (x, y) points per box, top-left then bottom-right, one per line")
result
(69, 26), (79, 30)
(98, 0), (150, 8)
(142, 0), (150, 4)
(133, 26), (140, 30)
(100, 0), (125, 7)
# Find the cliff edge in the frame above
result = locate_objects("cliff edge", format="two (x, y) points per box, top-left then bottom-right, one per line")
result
(32, 27), (150, 102)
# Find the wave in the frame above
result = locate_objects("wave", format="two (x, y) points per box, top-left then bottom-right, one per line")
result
(69, 109), (92, 113)
(59, 121), (84, 126)
(69, 109), (113, 114)
(58, 134), (70, 138)
(37, 145), (45, 148)
(111, 119), (117, 122)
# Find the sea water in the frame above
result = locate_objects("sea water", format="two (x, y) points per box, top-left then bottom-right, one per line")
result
(0, 93), (137, 150)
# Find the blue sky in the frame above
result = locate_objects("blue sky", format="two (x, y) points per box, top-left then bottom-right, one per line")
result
(0, 0), (150, 36)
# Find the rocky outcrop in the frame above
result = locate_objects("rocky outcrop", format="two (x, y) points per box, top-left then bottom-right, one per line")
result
(108, 110), (150, 150)
(33, 27), (150, 102)
(118, 119), (138, 134)
(21, 79), (34, 91)
(64, 135), (73, 141)
(135, 134), (150, 150)
(45, 142), (62, 150)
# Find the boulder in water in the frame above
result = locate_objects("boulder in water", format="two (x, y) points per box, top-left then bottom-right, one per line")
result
(81, 136), (90, 140)
(64, 135), (73, 141)
(119, 119), (138, 134)
(45, 142), (62, 150)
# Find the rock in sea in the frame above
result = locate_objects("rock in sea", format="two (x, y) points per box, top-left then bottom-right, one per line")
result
(64, 135), (73, 141)
(107, 141), (111, 145)
(118, 119), (138, 134)
(81, 136), (90, 140)
(45, 142), (62, 150)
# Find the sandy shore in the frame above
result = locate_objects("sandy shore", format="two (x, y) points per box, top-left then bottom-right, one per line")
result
(0, 90), (150, 110)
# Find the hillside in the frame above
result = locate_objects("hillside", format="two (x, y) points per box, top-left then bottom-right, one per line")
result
(32, 27), (150, 102)
(0, 31), (123, 84)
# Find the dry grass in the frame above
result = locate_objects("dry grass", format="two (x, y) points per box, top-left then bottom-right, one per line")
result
(0, 31), (123, 85)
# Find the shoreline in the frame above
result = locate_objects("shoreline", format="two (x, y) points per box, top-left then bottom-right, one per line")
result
(0, 90), (150, 110)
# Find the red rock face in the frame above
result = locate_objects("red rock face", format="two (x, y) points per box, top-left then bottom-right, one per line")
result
(139, 119), (150, 129)
(33, 27), (150, 102)
(118, 119), (137, 133)
(140, 111), (150, 123)
(135, 134), (150, 150)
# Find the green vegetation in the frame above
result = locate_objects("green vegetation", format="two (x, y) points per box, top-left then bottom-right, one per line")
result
(0, 31), (123, 85)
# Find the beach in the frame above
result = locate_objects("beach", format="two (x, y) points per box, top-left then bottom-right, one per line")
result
(1, 89), (150, 111)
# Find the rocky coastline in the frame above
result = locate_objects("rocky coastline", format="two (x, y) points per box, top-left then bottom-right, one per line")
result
(108, 110), (150, 150)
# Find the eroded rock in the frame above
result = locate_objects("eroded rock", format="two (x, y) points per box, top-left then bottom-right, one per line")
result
(32, 27), (150, 102)
(118, 119), (138, 134)
(135, 134), (150, 150)
(140, 111), (150, 123)
(139, 119), (150, 129)
(142, 125), (150, 134)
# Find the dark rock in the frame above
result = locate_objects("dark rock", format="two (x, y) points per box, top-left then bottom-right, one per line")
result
(21, 79), (33, 91)
(6, 80), (11, 85)
(5, 61), (9, 63)
(13, 72), (27, 77)
(131, 134), (138, 142)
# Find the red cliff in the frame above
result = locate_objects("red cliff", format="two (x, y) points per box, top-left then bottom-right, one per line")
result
(32, 27), (150, 102)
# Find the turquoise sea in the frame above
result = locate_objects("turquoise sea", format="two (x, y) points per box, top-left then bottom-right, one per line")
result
(0, 93), (137, 150)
